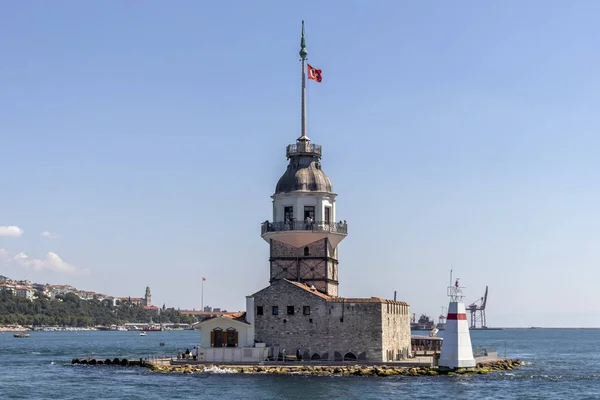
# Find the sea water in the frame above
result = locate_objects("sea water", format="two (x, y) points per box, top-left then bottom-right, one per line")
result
(1, 329), (599, 399)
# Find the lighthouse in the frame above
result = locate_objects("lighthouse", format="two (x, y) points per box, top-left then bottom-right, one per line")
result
(259, 21), (348, 297)
(438, 278), (476, 369)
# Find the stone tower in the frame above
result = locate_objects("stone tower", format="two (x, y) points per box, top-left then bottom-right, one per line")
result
(260, 21), (347, 297)
(145, 286), (151, 307)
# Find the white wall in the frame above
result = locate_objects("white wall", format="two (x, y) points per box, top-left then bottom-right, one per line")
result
(272, 193), (337, 223)
(198, 318), (253, 349)
(245, 296), (255, 346)
(197, 347), (269, 362)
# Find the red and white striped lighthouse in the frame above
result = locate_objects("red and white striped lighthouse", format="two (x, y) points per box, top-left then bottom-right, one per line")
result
(438, 277), (476, 369)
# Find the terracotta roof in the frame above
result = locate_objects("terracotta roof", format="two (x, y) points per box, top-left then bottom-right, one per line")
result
(284, 279), (408, 306)
(199, 312), (249, 325)
(328, 297), (410, 306)
(283, 280), (409, 306)
(180, 310), (240, 316)
(285, 280), (331, 300)
(143, 306), (158, 310)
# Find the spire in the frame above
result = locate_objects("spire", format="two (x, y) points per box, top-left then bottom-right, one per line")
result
(299, 20), (308, 60)
(298, 20), (309, 142)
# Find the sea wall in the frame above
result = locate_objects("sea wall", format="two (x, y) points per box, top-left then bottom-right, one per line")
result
(148, 359), (524, 376)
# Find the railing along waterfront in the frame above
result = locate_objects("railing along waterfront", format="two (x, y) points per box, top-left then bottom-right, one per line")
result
(472, 346), (497, 358)
(261, 220), (347, 235)
(286, 143), (322, 158)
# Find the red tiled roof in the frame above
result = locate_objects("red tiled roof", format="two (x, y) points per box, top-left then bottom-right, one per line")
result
(199, 312), (249, 325)
(328, 297), (410, 306)
(283, 280), (409, 306)
(285, 280), (331, 300)
(179, 310), (240, 316)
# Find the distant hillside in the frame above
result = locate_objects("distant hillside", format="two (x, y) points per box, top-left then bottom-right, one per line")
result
(0, 290), (195, 327)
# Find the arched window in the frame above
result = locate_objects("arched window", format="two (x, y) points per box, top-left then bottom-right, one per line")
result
(304, 247), (310, 256)
(226, 327), (238, 347)
(211, 328), (223, 348)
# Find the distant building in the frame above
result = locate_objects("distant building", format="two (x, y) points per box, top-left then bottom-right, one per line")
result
(0, 283), (16, 295)
(145, 286), (151, 307)
(14, 285), (35, 300)
(143, 305), (160, 315)
(118, 297), (145, 306)
(118, 286), (153, 307)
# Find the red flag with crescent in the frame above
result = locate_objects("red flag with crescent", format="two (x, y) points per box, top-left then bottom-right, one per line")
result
(307, 64), (322, 82)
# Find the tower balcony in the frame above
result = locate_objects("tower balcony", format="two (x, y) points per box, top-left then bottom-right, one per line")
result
(286, 143), (322, 159)
(261, 220), (347, 248)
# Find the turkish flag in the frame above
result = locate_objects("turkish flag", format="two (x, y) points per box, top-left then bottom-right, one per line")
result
(307, 64), (322, 82)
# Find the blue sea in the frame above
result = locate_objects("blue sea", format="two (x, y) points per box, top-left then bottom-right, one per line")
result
(1, 329), (599, 399)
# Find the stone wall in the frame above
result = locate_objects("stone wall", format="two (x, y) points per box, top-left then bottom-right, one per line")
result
(253, 280), (395, 361)
(381, 302), (412, 361)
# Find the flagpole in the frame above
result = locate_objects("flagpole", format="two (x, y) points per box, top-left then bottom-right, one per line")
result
(299, 20), (308, 141)
(201, 278), (204, 311)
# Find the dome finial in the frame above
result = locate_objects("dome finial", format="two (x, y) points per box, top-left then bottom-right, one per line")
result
(299, 20), (307, 59)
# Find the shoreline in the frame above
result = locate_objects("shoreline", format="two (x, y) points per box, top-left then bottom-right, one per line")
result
(147, 359), (524, 376)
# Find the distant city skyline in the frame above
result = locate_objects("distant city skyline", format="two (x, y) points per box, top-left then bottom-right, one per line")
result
(2, 1), (600, 327)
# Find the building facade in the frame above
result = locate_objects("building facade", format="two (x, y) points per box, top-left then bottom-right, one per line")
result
(252, 22), (411, 363)
(252, 280), (411, 362)
(196, 297), (268, 362)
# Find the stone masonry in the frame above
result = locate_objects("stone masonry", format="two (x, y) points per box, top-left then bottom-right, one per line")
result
(252, 279), (411, 362)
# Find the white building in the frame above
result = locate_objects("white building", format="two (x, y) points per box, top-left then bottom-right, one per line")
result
(196, 296), (268, 362)
(15, 285), (35, 300)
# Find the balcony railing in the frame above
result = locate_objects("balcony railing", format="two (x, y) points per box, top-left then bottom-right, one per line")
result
(286, 143), (322, 159)
(261, 220), (347, 236)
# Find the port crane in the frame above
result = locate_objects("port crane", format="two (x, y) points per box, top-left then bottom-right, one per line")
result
(467, 286), (488, 329)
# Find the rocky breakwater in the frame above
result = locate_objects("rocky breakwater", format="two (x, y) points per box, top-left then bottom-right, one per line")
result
(149, 359), (524, 376)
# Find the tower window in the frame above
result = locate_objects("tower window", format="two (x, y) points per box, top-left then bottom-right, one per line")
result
(303, 306), (311, 315)
(324, 207), (331, 224)
(256, 306), (263, 316)
(287, 306), (295, 315)
(284, 206), (294, 223)
(272, 306), (279, 315)
(304, 206), (315, 221)
(304, 247), (310, 256)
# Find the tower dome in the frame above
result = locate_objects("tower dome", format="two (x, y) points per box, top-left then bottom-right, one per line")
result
(275, 146), (333, 194)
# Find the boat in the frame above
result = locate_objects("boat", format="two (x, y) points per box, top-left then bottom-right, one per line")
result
(13, 332), (30, 338)
(410, 314), (436, 331)
(139, 332), (147, 336)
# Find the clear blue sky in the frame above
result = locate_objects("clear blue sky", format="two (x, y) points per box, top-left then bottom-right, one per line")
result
(2, 1), (599, 327)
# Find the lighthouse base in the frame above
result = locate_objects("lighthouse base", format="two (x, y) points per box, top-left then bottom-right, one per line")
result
(438, 300), (476, 369)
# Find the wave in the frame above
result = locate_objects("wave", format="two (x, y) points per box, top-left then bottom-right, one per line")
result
(202, 366), (238, 374)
